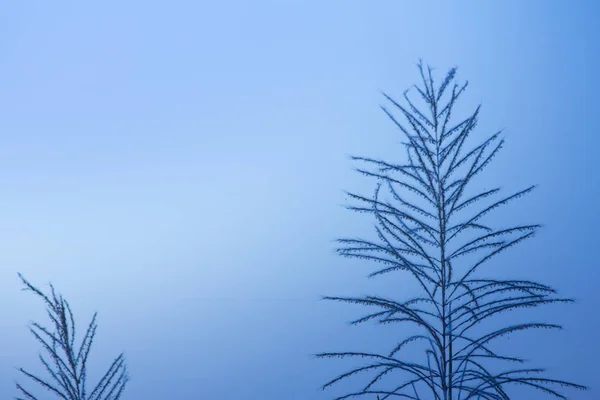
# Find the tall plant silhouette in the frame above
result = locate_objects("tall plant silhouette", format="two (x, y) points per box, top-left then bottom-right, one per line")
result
(15, 273), (129, 400)
(318, 62), (586, 400)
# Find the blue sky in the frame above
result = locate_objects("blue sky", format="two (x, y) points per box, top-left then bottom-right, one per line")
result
(0, 1), (598, 399)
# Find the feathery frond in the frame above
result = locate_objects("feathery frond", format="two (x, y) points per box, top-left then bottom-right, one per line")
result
(318, 61), (586, 400)
(15, 274), (129, 400)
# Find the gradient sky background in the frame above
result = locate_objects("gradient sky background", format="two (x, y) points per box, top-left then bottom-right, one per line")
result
(0, 1), (598, 399)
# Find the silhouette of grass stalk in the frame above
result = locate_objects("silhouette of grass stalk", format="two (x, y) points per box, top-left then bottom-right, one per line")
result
(15, 273), (129, 400)
(318, 61), (587, 400)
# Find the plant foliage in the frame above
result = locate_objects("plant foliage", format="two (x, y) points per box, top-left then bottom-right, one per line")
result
(318, 62), (586, 400)
(15, 274), (129, 400)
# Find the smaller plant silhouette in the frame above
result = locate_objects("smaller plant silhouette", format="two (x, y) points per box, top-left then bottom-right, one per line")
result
(15, 273), (129, 400)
